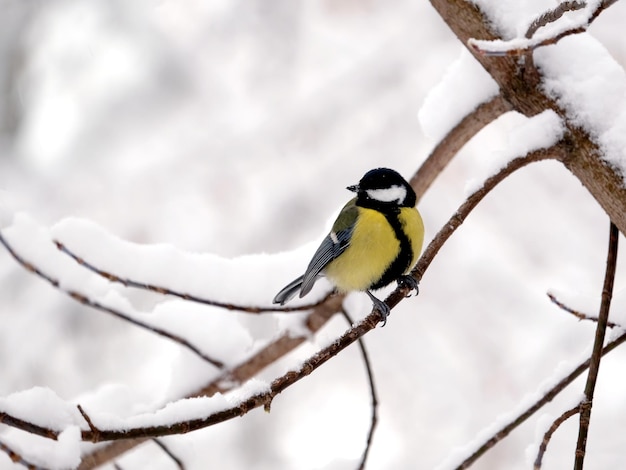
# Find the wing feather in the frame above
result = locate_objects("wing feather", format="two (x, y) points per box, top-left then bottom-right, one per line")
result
(299, 201), (358, 297)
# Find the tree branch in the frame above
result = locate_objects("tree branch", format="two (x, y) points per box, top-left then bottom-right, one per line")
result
(526, 1), (585, 40)
(469, 0), (617, 56)
(0, 232), (225, 369)
(548, 292), (619, 329)
(574, 221), (619, 469)
(534, 405), (580, 470)
(54, 240), (332, 314)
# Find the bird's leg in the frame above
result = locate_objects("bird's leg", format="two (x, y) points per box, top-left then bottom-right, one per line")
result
(397, 275), (419, 297)
(366, 290), (390, 326)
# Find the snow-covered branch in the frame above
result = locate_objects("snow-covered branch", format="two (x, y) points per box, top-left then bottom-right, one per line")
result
(533, 405), (580, 470)
(468, 0), (617, 57)
(54, 240), (331, 314)
(430, 0), (626, 235)
(0, 230), (225, 369)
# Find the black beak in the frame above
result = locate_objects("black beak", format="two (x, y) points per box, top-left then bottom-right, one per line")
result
(347, 184), (359, 192)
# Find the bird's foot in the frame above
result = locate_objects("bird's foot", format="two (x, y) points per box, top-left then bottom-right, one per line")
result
(366, 290), (390, 326)
(397, 275), (419, 297)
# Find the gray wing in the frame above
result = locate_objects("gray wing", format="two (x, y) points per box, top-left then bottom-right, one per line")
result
(299, 226), (353, 297)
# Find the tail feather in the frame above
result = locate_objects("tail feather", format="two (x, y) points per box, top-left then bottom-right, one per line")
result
(273, 275), (304, 305)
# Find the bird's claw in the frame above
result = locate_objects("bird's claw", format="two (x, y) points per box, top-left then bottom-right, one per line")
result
(397, 275), (419, 297)
(366, 290), (390, 326)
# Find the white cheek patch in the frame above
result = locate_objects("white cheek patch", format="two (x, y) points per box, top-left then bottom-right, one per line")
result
(366, 185), (406, 204)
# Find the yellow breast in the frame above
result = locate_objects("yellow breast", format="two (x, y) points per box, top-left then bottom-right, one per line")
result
(323, 206), (424, 293)
(323, 208), (400, 292)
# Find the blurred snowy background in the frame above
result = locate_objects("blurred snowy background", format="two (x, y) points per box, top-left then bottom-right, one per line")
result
(1, 0), (626, 468)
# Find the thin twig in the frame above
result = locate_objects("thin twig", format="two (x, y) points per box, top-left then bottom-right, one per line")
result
(590, 0), (621, 22)
(469, 0), (619, 57)
(0, 232), (225, 369)
(520, 0), (586, 77)
(153, 439), (185, 470)
(340, 309), (378, 470)
(54, 240), (332, 314)
(547, 292), (619, 328)
(77, 405), (100, 443)
(0, 438), (49, 470)
(0, 411), (60, 441)
(534, 405), (580, 470)
(452, 329), (626, 469)
(574, 222), (619, 469)
(525, 1), (585, 39)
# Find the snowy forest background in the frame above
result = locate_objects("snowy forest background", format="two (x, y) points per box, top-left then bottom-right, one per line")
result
(1, 0), (626, 469)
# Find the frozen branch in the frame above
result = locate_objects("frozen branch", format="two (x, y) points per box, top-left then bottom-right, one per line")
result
(534, 405), (580, 470)
(547, 292), (620, 328)
(54, 240), (332, 314)
(525, 1), (585, 39)
(429, 0), (626, 236)
(0, 232), (225, 369)
(468, 0), (618, 57)
(0, 410), (61, 441)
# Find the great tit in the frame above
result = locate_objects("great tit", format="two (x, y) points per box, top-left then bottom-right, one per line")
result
(273, 167), (424, 322)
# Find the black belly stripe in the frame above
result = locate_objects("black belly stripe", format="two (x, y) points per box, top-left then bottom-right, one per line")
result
(370, 209), (414, 290)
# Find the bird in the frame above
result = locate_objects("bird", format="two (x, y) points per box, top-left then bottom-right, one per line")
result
(273, 167), (424, 324)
